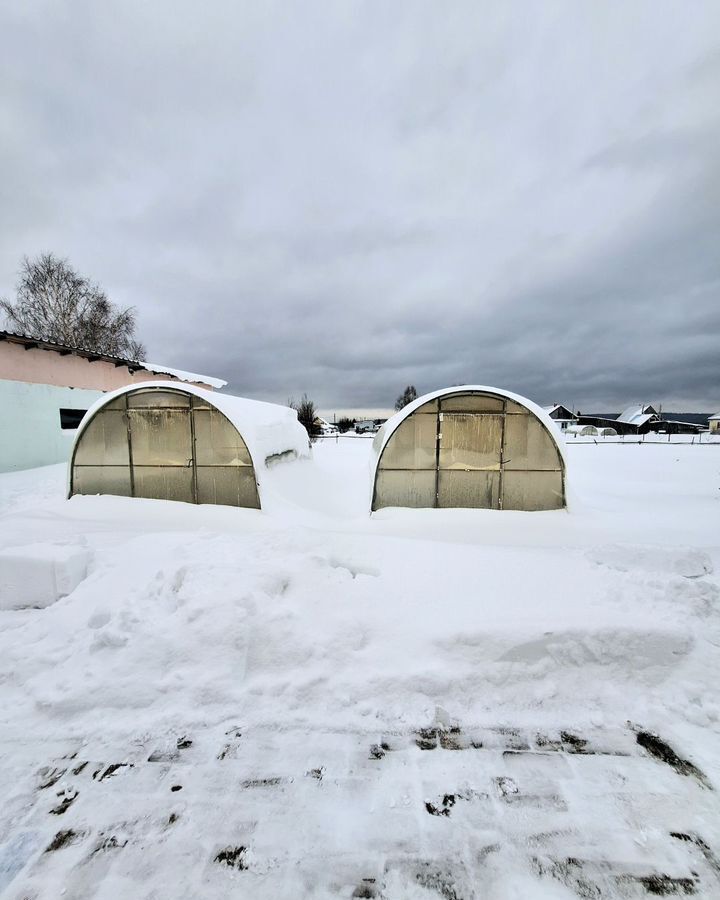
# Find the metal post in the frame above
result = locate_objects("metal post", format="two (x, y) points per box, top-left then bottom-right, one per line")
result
(189, 397), (199, 504)
(126, 393), (136, 498)
(434, 409), (441, 508)
(498, 401), (507, 509)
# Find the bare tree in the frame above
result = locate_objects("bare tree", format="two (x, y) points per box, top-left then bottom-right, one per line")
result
(337, 416), (355, 433)
(395, 385), (418, 411)
(288, 393), (321, 439)
(0, 253), (146, 359)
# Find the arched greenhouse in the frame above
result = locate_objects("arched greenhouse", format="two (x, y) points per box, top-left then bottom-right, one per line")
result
(69, 383), (309, 508)
(371, 386), (566, 512)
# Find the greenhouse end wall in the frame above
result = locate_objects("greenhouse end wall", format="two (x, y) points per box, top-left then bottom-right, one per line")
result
(372, 389), (565, 512)
(70, 387), (261, 508)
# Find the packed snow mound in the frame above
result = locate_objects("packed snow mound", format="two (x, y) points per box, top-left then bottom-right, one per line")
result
(588, 544), (713, 579)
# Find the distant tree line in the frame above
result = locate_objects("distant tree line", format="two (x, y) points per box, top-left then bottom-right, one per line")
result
(292, 385), (419, 439)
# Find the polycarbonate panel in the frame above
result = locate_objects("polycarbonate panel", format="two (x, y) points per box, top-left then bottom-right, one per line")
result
(438, 470), (500, 509)
(128, 409), (192, 466)
(196, 467), (260, 508)
(72, 465), (131, 497)
(502, 470), (564, 511)
(439, 414), (502, 470)
(413, 399), (439, 413)
(378, 413), (437, 470)
(103, 397), (127, 410)
(503, 414), (563, 471)
(73, 410), (129, 466)
(127, 390), (190, 408)
(373, 469), (436, 509)
(132, 466), (194, 503)
(440, 393), (504, 413)
(193, 408), (252, 466)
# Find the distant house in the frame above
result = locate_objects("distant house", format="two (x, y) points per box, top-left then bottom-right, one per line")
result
(543, 404), (577, 432)
(313, 416), (338, 435)
(579, 404), (704, 436)
(1, 329), (225, 473)
(710, 414), (720, 434)
(619, 405), (706, 435)
(616, 404), (660, 431)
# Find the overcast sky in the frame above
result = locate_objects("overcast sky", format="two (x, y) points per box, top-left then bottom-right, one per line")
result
(1, 2), (718, 410)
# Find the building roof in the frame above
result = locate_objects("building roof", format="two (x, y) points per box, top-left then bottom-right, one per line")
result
(709, 413), (720, 421)
(543, 404), (576, 419)
(616, 404), (658, 426)
(0, 329), (226, 389)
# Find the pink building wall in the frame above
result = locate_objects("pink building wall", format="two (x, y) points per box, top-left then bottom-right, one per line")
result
(0, 341), (214, 391)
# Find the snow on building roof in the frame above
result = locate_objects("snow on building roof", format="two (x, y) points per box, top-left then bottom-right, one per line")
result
(709, 413), (720, 420)
(140, 361), (226, 389)
(617, 404), (658, 426)
(73, 381), (310, 473)
(372, 385), (567, 467)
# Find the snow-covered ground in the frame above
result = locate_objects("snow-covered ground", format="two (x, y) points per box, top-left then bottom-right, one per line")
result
(0, 439), (719, 899)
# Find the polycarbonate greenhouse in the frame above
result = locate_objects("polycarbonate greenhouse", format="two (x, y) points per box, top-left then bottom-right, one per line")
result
(69, 382), (309, 508)
(371, 386), (566, 512)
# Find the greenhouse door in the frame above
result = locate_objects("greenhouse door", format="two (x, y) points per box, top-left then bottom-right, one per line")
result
(127, 391), (196, 503)
(436, 412), (503, 509)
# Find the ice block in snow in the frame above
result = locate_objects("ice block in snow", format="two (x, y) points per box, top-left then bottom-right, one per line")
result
(0, 543), (90, 610)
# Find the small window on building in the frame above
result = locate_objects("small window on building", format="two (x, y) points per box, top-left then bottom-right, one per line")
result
(60, 408), (88, 430)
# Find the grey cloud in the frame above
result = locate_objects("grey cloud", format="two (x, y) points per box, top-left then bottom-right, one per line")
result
(1, 1), (719, 411)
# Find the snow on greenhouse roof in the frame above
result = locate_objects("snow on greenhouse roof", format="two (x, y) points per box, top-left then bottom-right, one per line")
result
(372, 385), (567, 466)
(73, 381), (310, 472)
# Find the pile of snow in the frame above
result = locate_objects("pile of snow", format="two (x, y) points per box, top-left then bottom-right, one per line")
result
(0, 439), (718, 897)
